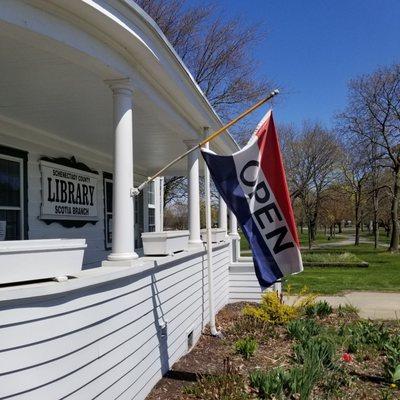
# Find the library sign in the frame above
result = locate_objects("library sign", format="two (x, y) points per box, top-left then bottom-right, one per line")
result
(40, 160), (99, 221)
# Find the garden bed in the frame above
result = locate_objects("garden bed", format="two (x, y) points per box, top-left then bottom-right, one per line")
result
(146, 294), (400, 400)
(302, 251), (368, 268)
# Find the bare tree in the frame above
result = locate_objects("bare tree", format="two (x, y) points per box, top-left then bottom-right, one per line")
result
(338, 64), (400, 251)
(136, 0), (270, 207)
(282, 122), (340, 248)
(319, 184), (352, 238)
(137, 0), (269, 119)
(340, 142), (370, 245)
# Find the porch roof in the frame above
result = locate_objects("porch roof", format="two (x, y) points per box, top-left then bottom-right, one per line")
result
(0, 0), (240, 176)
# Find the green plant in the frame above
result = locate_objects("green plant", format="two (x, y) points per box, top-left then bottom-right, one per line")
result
(320, 368), (352, 397)
(183, 358), (250, 400)
(249, 367), (286, 398)
(337, 303), (359, 317)
(305, 301), (333, 318)
(287, 318), (321, 341)
(340, 320), (390, 353)
(384, 335), (400, 383)
(234, 337), (258, 359)
(249, 364), (320, 399)
(292, 335), (337, 369)
(380, 387), (395, 400)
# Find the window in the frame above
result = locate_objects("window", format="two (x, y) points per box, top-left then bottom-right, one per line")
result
(148, 208), (155, 232)
(148, 181), (156, 232)
(134, 192), (144, 248)
(148, 181), (155, 206)
(0, 150), (26, 240)
(103, 173), (113, 250)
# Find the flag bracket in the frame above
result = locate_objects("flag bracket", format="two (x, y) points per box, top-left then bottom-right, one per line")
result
(130, 187), (140, 197)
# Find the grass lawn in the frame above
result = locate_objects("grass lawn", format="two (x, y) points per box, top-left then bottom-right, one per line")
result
(240, 229), (347, 252)
(286, 243), (400, 294)
(298, 230), (346, 245)
(239, 228), (400, 294)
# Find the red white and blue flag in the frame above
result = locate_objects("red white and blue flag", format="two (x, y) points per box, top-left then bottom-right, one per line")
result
(201, 111), (303, 287)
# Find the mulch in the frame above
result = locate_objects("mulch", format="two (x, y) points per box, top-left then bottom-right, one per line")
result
(146, 302), (400, 400)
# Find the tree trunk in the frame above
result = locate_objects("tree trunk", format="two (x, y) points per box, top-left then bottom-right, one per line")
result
(307, 220), (312, 250)
(354, 186), (361, 246)
(373, 190), (379, 249)
(389, 168), (400, 252)
(310, 219), (316, 241)
(360, 209), (364, 232)
(338, 222), (342, 233)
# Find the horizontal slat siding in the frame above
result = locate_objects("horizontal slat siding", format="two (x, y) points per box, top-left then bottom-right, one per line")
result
(0, 244), (231, 400)
(229, 263), (280, 303)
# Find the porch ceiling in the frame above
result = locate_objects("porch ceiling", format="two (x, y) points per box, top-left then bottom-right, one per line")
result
(0, 34), (223, 176)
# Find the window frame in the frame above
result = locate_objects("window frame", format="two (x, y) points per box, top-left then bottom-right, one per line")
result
(147, 181), (156, 232)
(0, 145), (28, 240)
(103, 172), (113, 250)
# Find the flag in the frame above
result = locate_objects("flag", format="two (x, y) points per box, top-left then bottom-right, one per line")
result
(201, 110), (303, 287)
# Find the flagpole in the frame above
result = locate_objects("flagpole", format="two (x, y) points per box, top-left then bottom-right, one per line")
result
(203, 129), (220, 337)
(135, 89), (279, 193)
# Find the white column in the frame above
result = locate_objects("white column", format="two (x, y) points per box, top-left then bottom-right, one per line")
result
(203, 129), (219, 336)
(106, 79), (138, 262)
(184, 140), (202, 245)
(229, 210), (239, 237)
(229, 209), (240, 261)
(218, 195), (228, 233)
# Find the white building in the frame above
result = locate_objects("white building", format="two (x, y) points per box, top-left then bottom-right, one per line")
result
(0, 1), (277, 399)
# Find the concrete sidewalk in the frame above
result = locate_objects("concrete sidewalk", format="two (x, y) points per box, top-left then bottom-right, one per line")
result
(286, 291), (400, 320)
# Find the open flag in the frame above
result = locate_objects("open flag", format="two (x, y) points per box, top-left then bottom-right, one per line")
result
(201, 111), (303, 287)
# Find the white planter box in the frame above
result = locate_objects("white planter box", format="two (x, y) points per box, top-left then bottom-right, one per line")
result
(0, 239), (86, 284)
(142, 231), (189, 256)
(201, 228), (227, 243)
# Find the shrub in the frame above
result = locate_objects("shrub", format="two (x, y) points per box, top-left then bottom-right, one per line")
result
(243, 292), (297, 325)
(234, 337), (258, 359)
(243, 289), (316, 325)
(305, 301), (333, 318)
(287, 319), (321, 341)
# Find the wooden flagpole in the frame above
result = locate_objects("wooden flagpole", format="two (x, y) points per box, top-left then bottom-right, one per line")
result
(135, 89), (279, 194)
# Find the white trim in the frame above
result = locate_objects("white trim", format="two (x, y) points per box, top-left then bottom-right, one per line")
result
(0, 153), (24, 240)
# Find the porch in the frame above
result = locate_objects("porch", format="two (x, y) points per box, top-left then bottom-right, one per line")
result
(0, 1), (271, 399)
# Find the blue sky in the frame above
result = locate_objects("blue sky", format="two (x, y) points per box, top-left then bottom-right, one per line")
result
(195, 0), (400, 129)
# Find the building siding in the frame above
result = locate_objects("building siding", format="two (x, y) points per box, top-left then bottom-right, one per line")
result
(0, 243), (231, 400)
(229, 260), (281, 303)
(0, 125), (151, 268)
